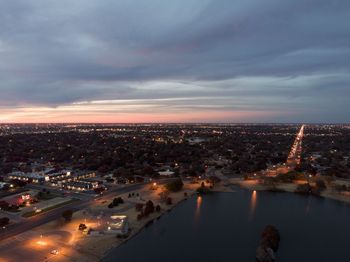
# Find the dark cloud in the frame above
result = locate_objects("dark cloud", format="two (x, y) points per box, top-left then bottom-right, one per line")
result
(0, 0), (349, 122)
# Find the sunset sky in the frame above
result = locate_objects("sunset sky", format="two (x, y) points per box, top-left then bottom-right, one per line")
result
(0, 0), (349, 123)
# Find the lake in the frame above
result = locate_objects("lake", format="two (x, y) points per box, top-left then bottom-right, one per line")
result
(102, 187), (350, 262)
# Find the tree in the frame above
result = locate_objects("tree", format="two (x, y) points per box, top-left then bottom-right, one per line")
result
(106, 178), (114, 183)
(155, 205), (161, 212)
(78, 223), (87, 231)
(315, 179), (327, 191)
(276, 171), (305, 183)
(165, 178), (184, 192)
(166, 197), (173, 205)
(334, 184), (347, 192)
(11, 179), (26, 187)
(144, 200), (155, 216)
(112, 198), (119, 207)
(113, 197), (124, 206)
(143, 166), (156, 176)
(94, 187), (105, 194)
(137, 213), (144, 221)
(256, 225), (280, 262)
(197, 186), (210, 194)
(208, 175), (221, 185)
(0, 201), (9, 210)
(260, 225), (280, 252)
(135, 203), (144, 211)
(159, 191), (169, 202)
(62, 210), (73, 222)
(295, 183), (311, 194)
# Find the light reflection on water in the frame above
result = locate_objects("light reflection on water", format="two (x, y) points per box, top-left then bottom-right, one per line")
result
(250, 190), (257, 216)
(194, 196), (202, 223)
(305, 195), (311, 214)
(103, 191), (350, 262)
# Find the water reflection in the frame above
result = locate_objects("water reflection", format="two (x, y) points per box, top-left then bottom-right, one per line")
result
(104, 191), (350, 262)
(305, 196), (311, 214)
(250, 190), (257, 216)
(194, 196), (202, 223)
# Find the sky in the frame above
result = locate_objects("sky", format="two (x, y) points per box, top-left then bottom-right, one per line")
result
(0, 0), (349, 123)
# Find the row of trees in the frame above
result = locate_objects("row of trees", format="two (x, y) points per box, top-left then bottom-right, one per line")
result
(197, 182), (211, 194)
(108, 197), (124, 208)
(0, 201), (19, 211)
(165, 178), (184, 192)
(62, 210), (73, 222)
(136, 200), (162, 220)
(294, 179), (327, 196)
(1, 125), (301, 180)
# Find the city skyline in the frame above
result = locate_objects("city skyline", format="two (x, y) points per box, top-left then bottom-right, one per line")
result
(1, 0), (349, 123)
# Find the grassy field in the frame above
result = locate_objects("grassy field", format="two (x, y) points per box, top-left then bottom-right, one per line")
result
(22, 198), (78, 218)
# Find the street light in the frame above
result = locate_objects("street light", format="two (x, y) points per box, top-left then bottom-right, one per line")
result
(36, 235), (47, 246)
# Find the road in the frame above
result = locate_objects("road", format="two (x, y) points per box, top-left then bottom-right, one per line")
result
(260, 125), (305, 177)
(287, 124), (305, 166)
(0, 179), (173, 242)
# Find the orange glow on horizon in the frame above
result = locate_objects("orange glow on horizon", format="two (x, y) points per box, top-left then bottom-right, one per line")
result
(0, 104), (289, 123)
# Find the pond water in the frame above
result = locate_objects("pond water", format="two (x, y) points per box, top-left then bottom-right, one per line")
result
(103, 187), (350, 262)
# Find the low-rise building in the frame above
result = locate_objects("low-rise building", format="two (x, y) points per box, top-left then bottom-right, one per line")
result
(8, 171), (45, 183)
(2, 192), (34, 206)
(49, 172), (99, 191)
(7, 170), (72, 184)
(63, 180), (99, 191)
(45, 170), (71, 181)
(106, 215), (129, 235)
(73, 172), (96, 181)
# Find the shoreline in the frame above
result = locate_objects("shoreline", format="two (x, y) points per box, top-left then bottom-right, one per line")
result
(101, 196), (191, 260)
(100, 179), (350, 261)
(63, 182), (200, 262)
(230, 178), (350, 205)
(3, 178), (350, 262)
(0, 182), (200, 262)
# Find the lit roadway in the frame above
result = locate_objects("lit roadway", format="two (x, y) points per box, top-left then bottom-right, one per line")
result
(262, 124), (305, 177)
(0, 179), (173, 242)
(287, 124), (305, 167)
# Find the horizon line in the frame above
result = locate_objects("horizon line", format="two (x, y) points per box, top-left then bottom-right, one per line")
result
(0, 122), (349, 125)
